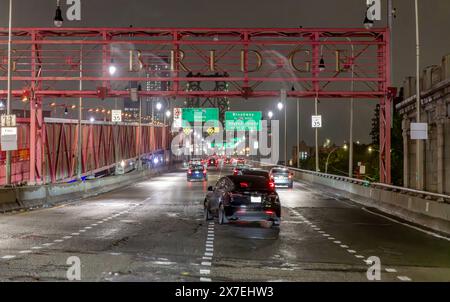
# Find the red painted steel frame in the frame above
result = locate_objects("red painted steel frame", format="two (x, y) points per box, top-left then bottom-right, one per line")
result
(0, 27), (392, 184)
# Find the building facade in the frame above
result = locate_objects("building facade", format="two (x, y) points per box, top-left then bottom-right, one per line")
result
(396, 53), (450, 194)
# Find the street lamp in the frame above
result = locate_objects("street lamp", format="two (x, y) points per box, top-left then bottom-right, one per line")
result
(108, 59), (117, 75)
(54, 0), (64, 27)
(267, 111), (273, 119)
(156, 102), (162, 111)
(165, 110), (171, 118)
(277, 102), (283, 111)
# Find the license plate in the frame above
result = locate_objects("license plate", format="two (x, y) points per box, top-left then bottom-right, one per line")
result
(195, 171), (199, 174)
(251, 196), (262, 203)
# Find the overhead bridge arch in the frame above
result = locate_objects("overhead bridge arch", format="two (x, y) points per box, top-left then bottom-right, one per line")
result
(0, 27), (393, 184)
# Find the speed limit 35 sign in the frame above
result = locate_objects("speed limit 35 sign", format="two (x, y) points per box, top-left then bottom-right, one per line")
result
(311, 115), (322, 128)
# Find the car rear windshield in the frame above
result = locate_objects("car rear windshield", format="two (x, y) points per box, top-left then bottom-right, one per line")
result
(231, 177), (270, 191)
(242, 170), (269, 178)
(190, 165), (203, 170)
(272, 168), (289, 174)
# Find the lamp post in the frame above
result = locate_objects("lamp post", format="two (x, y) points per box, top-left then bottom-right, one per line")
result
(77, 45), (83, 180)
(414, 0), (423, 190)
(5, 0), (13, 185)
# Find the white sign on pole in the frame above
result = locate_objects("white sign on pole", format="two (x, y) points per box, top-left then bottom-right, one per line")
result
(311, 115), (322, 128)
(173, 107), (182, 128)
(1, 127), (18, 151)
(111, 110), (122, 123)
(366, 0), (381, 21)
(410, 122), (428, 140)
(359, 165), (366, 175)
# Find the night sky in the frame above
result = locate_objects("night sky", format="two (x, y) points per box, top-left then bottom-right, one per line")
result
(1, 0), (450, 154)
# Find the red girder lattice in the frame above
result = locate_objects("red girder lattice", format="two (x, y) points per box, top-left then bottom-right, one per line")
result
(0, 27), (392, 184)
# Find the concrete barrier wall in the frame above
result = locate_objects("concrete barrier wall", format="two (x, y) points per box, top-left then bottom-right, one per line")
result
(252, 162), (450, 235)
(0, 164), (174, 213)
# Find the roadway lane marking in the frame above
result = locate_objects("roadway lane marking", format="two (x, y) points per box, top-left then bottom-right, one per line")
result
(53, 239), (64, 243)
(355, 255), (365, 259)
(340, 245), (349, 248)
(201, 221), (215, 282)
(347, 249), (356, 254)
(19, 250), (32, 254)
(397, 276), (412, 281)
(84, 226), (92, 229)
(79, 230), (86, 233)
(200, 277), (212, 282)
(200, 269), (210, 275)
(204, 252), (213, 257)
(203, 256), (212, 260)
(63, 236), (72, 239)
(31, 246), (42, 250)
(201, 262), (212, 266)
(1, 255), (16, 259)
(385, 268), (397, 273)
(333, 241), (341, 244)
(71, 233), (80, 236)
(42, 243), (54, 246)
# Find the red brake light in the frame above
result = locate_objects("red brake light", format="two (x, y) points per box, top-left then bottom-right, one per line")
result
(239, 182), (249, 188)
(288, 174), (292, 179)
(234, 169), (238, 175)
(265, 210), (275, 215)
(188, 169), (192, 174)
(269, 181), (275, 189)
(203, 169), (206, 174)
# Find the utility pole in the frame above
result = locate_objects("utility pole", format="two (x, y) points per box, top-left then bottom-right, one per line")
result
(297, 97), (300, 168)
(414, 0), (423, 190)
(315, 96), (319, 172)
(77, 45), (83, 180)
(5, 0), (13, 185)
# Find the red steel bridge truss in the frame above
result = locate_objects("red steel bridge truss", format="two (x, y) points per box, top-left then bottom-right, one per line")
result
(0, 27), (393, 184)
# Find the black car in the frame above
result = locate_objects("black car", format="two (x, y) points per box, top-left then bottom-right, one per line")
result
(241, 169), (271, 181)
(204, 175), (281, 227)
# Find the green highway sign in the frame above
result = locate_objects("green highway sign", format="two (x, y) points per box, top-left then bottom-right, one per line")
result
(181, 108), (219, 128)
(225, 111), (262, 131)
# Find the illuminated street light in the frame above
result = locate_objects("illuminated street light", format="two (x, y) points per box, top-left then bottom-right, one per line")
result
(277, 102), (283, 111)
(109, 59), (117, 75)
(54, 0), (64, 27)
(165, 110), (171, 118)
(268, 111), (273, 119)
(89, 117), (95, 123)
(156, 102), (162, 111)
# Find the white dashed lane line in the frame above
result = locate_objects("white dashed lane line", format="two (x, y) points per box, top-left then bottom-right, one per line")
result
(290, 208), (413, 282)
(200, 221), (215, 282)
(0, 203), (141, 262)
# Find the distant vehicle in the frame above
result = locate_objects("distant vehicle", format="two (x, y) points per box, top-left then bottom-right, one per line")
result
(233, 164), (251, 176)
(204, 175), (281, 227)
(241, 169), (271, 181)
(224, 157), (232, 165)
(187, 164), (207, 182)
(207, 157), (218, 168)
(269, 167), (293, 188)
(236, 158), (246, 165)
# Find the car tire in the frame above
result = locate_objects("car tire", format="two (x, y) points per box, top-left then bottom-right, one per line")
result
(218, 203), (228, 225)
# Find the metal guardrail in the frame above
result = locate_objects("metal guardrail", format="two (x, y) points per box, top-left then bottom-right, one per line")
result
(249, 160), (450, 203)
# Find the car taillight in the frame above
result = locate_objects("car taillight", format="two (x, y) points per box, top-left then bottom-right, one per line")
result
(265, 210), (275, 215)
(269, 181), (275, 189)
(233, 169), (238, 175)
(203, 169), (206, 174)
(188, 169), (192, 174)
(288, 173), (292, 179)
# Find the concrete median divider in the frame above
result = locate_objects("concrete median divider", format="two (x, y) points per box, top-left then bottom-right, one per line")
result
(251, 161), (450, 236)
(0, 164), (179, 213)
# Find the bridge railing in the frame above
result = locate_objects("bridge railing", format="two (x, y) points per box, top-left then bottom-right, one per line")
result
(250, 160), (450, 203)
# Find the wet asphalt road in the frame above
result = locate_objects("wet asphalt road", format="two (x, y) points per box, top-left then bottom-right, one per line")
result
(0, 165), (449, 282)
